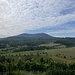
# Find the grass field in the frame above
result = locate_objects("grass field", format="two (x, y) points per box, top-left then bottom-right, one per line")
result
(0, 46), (75, 75)
(1, 46), (75, 63)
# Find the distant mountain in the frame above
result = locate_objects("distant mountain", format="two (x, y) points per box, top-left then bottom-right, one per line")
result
(3, 33), (54, 40)
(0, 33), (75, 47)
(0, 33), (54, 47)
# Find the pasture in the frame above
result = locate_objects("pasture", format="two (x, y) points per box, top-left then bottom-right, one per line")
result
(1, 47), (75, 63)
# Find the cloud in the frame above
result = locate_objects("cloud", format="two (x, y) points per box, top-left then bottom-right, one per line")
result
(0, 0), (75, 37)
(46, 26), (75, 37)
(48, 28), (75, 34)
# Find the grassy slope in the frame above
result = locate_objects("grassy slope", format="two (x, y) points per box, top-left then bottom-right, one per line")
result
(1, 47), (75, 63)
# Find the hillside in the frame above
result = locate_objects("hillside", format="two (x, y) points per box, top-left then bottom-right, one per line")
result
(0, 33), (54, 47)
(0, 33), (75, 48)
(3, 33), (54, 40)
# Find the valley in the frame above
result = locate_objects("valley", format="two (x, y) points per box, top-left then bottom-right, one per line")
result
(0, 33), (75, 75)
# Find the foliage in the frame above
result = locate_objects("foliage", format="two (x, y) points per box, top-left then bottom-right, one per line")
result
(0, 55), (75, 75)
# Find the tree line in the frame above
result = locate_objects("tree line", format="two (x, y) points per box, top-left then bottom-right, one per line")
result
(0, 55), (75, 75)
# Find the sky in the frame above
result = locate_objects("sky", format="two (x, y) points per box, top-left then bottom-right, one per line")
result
(0, 0), (75, 38)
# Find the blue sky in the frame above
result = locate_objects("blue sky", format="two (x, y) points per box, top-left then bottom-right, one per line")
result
(0, 0), (75, 38)
(27, 21), (75, 37)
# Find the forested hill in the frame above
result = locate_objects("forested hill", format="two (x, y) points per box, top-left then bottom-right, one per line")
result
(3, 33), (54, 40)
(0, 33), (54, 47)
(0, 33), (75, 47)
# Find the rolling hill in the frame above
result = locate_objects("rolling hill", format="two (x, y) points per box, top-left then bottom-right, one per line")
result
(0, 33), (75, 47)
(0, 33), (54, 47)
(3, 33), (54, 40)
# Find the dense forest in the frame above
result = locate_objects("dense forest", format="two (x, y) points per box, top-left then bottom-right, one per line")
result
(54, 38), (75, 47)
(0, 33), (75, 50)
(0, 38), (75, 51)
(0, 55), (75, 75)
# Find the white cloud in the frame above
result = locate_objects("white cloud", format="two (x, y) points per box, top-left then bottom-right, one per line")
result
(48, 28), (75, 34)
(47, 27), (75, 37)
(0, 0), (75, 37)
